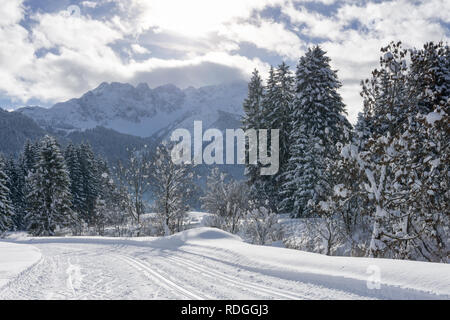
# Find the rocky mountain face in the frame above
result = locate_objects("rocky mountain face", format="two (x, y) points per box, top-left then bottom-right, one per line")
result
(17, 81), (248, 139)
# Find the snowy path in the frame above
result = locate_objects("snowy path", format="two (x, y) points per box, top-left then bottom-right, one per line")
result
(1, 228), (449, 300)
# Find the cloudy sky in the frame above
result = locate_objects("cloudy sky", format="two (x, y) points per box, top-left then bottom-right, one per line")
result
(0, 0), (449, 122)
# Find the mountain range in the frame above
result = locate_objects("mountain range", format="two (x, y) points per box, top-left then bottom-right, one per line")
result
(16, 81), (247, 138)
(1, 81), (248, 179)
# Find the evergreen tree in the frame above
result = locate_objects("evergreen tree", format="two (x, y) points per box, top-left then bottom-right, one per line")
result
(281, 46), (350, 217)
(268, 62), (295, 209)
(64, 143), (84, 220)
(333, 42), (449, 261)
(249, 66), (279, 209)
(389, 42), (450, 261)
(0, 156), (14, 233)
(4, 156), (26, 229)
(22, 140), (40, 173)
(242, 69), (264, 133)
(77, 143), (99, 225)
(247, 63), (295, 211)
(242, 69), (265, 193)
(360, 41), (409, 138)
(26, 136), (74, 236)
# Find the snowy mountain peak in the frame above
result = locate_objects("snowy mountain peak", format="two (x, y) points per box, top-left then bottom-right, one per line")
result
(17, 81), (248, 138)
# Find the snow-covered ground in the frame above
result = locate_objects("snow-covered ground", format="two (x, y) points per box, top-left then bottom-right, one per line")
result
(0, 241), (41, 288)
(0, 227), (449, 300)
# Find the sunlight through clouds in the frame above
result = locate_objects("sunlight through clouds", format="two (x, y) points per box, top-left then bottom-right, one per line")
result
(0, 0), (448, 122)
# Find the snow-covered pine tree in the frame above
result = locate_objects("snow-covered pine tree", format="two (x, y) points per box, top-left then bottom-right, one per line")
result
(340, 41), (449, 261)
(361, 41), (409, 138)
(281, 46), (350, 217)
(152, 143), (194, 235)
(0, 156), (14, 233)
(390, 42), (450, 262)
(354, 112), (372, 151)
(25, 136), (75, 236)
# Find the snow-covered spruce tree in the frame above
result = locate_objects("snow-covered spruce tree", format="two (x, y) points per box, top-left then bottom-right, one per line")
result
(152, 143), (194, 235)
(25, 136), (75, 236)
(245, 66), (278, 209)
(115, 145), (152, 225)
(201, 168), (250, 234)
(242, 69), (265, 196)
(77, 143), (100, 226)
(0, 156), (14, 233)
(242, 69), (264, 134)
(64, 143), (84, 232)
(266, 62), (295, 211)
(281, 46), (350, 217)
(248, 63), (294, 212)
(22, 140), (40, 173)
(4, 156), (27, 230)
(65, 144), (82, 212)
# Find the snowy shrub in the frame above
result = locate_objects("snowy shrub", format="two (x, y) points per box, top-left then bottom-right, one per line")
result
(202, 214), (226, 229)
(283, 218), (336, 255)
(244, 206), (283, 245)
(152, 143), (194, 236)
(201, 168), (250, 234)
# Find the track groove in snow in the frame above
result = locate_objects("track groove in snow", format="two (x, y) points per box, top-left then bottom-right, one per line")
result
(163, 254), (310, 300)
(1, 228), (448, 300)
(114, 254), (206, 300)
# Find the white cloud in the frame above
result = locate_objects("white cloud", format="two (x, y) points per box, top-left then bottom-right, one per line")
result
(0, 0), (448, 123)
(0, 3), (270, 103)
(130, 43), (150, 54)
(218, 20), (305, 59)
(119, 0), (287, 37)
(81, 1), (98, 8)
(281, 0), (450, 122)
(0, 0), (25, 26)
